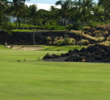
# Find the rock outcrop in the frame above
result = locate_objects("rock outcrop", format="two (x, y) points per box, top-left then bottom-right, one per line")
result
(43, 44), (110, 62)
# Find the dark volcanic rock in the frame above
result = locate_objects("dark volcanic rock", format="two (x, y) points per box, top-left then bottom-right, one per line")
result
(65, 54), (82, 62)
(43, 53), (60, 59)
(43, 44), (110, 62)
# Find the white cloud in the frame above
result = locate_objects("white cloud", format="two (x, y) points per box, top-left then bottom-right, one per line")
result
(26, 3), (61, 10)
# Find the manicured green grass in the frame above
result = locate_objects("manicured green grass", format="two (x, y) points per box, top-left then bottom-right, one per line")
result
(12, 29), (64, 32)
(0, 46), (110, 100)
(0, 45), (10, 50)
(12, 29), (34, 32)
(0, 45), (82, 61)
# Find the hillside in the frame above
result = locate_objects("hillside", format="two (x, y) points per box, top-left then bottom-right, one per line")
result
(0, 24), (110, 45)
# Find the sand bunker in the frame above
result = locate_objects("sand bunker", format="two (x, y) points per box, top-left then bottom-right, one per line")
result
(6, 46), (43, 50)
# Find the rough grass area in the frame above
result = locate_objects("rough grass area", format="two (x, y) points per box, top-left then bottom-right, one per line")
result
(4, 45), (82, 51)
(42, 45), (82, 51)
(70, 30), (105, 42)
(12, 29), (34, 32)
(12, 29), (63, 32)
(0, 46), (110, 100)
(100, 41), (110, 46)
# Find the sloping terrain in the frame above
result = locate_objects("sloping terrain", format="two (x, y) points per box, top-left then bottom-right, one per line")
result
(0, 24), (110, 45)
(71, 24), (110, 45)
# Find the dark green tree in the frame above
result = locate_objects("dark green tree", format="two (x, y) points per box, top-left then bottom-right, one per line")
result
(98, 0), (110, 21)
(56, 0), (73, 26)
(28, 4), (38, 45)
(0, 0), (11, 32)
(7, 0), (28, 28)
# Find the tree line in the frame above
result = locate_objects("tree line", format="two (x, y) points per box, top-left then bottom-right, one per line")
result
(0, 0), (110, 31)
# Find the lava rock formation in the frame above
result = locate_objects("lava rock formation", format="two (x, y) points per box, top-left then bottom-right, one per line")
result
(43, 44), (110, 62)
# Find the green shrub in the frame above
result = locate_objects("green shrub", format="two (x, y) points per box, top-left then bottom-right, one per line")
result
(66, 23), (82, 30)
(53, 35), (76, 46)
(69, 38), (76, 45)
(45, 25), (65, 30)
(8, 22), (16, 28)
(105, 20), (110, 24)
(33, 26), (45, 29)
(9, 22), (45, 29)
(54, 37), (63, 45)
(78, 39), (89, 45)
(19, 23), (30, 29)
(82, 26), (90, 32)
(55, 39), (64, 46)
(88, 22), (104, 28)
(47, 36), (52, 44)
(63, 34), (70, 45)
(96, 37), (105, 42)
(107, 36), (110, 41)
(54, 37), (59, 41)
(93, 30), (104, 37)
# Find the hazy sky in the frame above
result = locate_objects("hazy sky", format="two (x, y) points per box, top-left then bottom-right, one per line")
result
(25, 0), (98, 4)
(9, 0), (98, 10)
(26, 0), (98, 10)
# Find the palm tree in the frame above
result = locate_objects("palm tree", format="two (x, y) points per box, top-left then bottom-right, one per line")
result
(56, 0), (73, 26)
(0, 0), (8, 19)
(98, 0), (110, 21)
(74, 0), (95, 46)
(28, 4), (38, 45)
(12, 0), (29, 6)
(7, 0), (28, 28)
(0, 0), (9, 29)
(92, 3), (103, 22)
(20, 5), (29, 28)
(0, 0), (7, 12)
(49, 6), (60, 25)
(37, 9), (49, 26)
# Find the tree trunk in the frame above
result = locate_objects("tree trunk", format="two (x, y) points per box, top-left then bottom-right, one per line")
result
(80, 30), (83, 47)
(17, 17), (20, 28)
(80, 19), (84, 47)
(32, 23), (36, 45)
(33, 29), (36, 45)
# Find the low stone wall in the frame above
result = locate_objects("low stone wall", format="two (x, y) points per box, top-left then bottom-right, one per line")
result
(0, 31), (95, 45)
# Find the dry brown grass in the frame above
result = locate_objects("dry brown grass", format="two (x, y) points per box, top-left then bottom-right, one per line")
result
(71, 30), (105, 42)
(99, 41), (110, 46)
